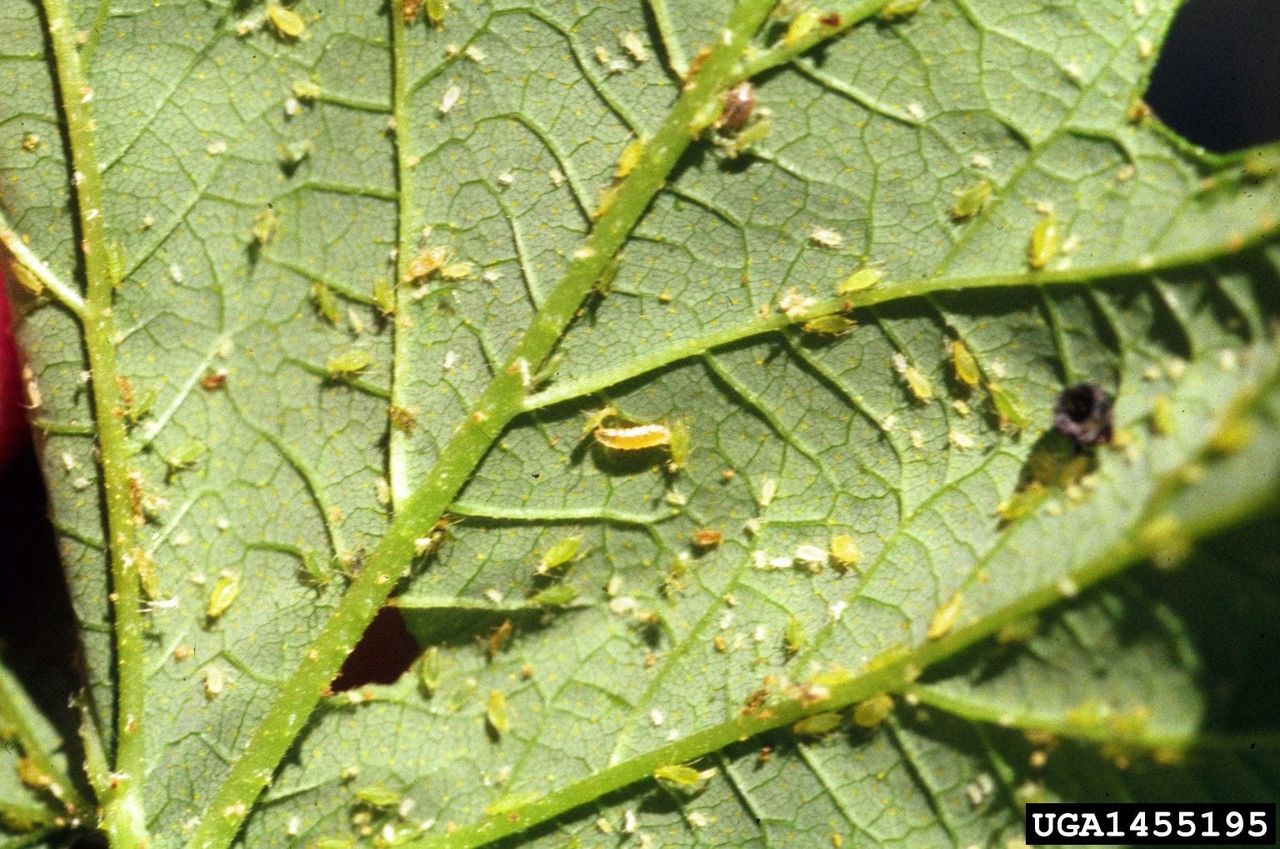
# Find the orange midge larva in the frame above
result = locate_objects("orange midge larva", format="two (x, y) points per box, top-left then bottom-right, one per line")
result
(593, 422), (672, 451)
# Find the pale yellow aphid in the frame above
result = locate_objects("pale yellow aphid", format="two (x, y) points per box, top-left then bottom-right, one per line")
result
(852, 693), (893, 728)
(784, 8), (822, 46)
(949, 178), (992, 221)
(829, 534), (860, 569)
(206, 570), (242, 620)
(927, 592), (962, 640)
(792, 711), (842, 736)
(615, 137), (646, 180)
(418, 646), (443, 695)
(803, 315), (856, 336)
(837, 267), (882, 294)
(426, 0), (447, 27)
(265, 3), (306, 39)
(949, 339), (980, 387)
(537, 535), (582, 575)
(1027, 211), (1061, 270)
(326, 348), (372, 377)
(594, 422), (672, 451)
(653, 763), (714, 791)
(486, 689), (510, 736)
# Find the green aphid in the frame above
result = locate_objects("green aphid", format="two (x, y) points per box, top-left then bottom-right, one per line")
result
(721, 117), (771, 160)
(133, 547), (163, 601)
(292, 79), (321, 100)
(537, 535), (582, 575)
(164, 442), (204, 473)
(802, 315), (856, 336)
(878, 0), (925, 20)
(852, 693), (893, 728)
(277, 139), (313, 168)
(949, 179), (992, 221)
(486, 689), (510, 737)
(483, 792), (541, 817)
(356, 785), (403, 809)
(265, 3), (306, 38)
(1151, 395), (1174, 436)
(988, 382), (1030, 432)
(418, 646), (443, 695)
(425, 0), (447, 27)
(949, 339), (980, 387)
(614, 137), (645, 180)
(829, 534), (860, 569)
(784, 7), (822, 46)
(529, 584), (578, 608)
(904, 367), (933, 402)
(107, 239), (126, 290)
(312, 282), (341, 326)
(792, 711), (842, 736)
(326, 348), (372, 378)
(1027, 212), (1061, 270)
(784, 616), (806, 656)
(666, 420), (691, 473)
(372, 279), (396, 316)
(837, 267), (882, 294)
(206, 570), (242, 621)
(653, 763), (711, 791)
(252, 208), (281, 246)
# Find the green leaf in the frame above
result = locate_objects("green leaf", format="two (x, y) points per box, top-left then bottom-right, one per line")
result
(2, 1), (1280, 848)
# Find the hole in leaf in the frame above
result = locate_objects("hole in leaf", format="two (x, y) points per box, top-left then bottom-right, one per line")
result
(331, 606), (420, 690)
(1145, 0), (1280, 152)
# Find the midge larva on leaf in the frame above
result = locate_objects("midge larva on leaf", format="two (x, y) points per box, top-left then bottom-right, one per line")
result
(593, 422), (672, 451)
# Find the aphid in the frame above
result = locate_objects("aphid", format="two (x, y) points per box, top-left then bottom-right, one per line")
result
(665, 421), (691, 473)
(594, 422), (672, 451)
(130, 547), (163, 600)
(418, 646), (443, 695)
(989, 383), (1031, 432)
(326, 348), (372, 378)
(783, 8), (822, 46)
(174, 644), (194, 661)
(291, 79), (321, 101)
(425, 0), (446, 26)
(440, 261), (473, 280)
(802, 315), (856, 336)
(653, 764), (712, 791)
(485, 619), (513, 658)
(1208, 415), (1254, 455)
(758, 477), (778, 508)
(401, 0), (422, 23)
(1125, 99), (1153, 124)
(837, 267), (882, 294)
(927, 592), (962, 640)
(809, 227), (844, 249)
(464, 45), (486, 63)
(537, 535), (582, 575)
(946, 339), (980, 387)
(792, 711), (842, 736)
(1052, 383), (1113, 449)
(357, 785), (403, 809)
(252, 208), (281, 246)
(164, 442), (204, 474)
(21, 133), (40, 152)
(692, 528), (723, 549)
(202, 666), (225, 698)
(615, 137), (646, 180)
(206, 570), (242, 621)
(486, 690), (510, 737)
(277, 139), (313, 168)
(620, 31), (648, 64)
(206, 140), (228, 156)
(784, 616), (806, 656)
(438, 84), (462, 115)
(949, 178), (991, 221)
(878, 0), (924, 20)
(1027, 212), (1060, 270)
(403, 245), (453, 283)
(106, 239), (125, 290)
(715, 82), (755, 135)
(312, 282), (341, 326)
(265, 3), (306, 39)
(530, 584), (578, 607)
(200, 369), (227, 391)
(829, 534), (860, 569)
(852, 693), (893, 728)
(893, 353), (934, 401)
(720, 116), (771, 159)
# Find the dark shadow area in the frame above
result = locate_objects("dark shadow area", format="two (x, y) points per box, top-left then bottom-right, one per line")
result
(1145, 0), (1280, 152)
(330, 606), (420, 690)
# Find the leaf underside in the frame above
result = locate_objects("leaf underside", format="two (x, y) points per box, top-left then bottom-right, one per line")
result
(2, 0), (1279, 848)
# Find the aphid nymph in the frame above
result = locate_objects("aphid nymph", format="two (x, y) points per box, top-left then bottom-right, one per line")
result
(1053, 383), (1113, 450)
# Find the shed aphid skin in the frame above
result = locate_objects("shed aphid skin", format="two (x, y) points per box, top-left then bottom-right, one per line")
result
(404, 245), (453, 284)
(1027, 211), (1061, 270)
(892, 353), (933, 401)
(692, 528), (723, 549)
(665, 421), (691, 473)
(594, 422), (672, 451)
(837, 266), (882, 294)
(927, 592), (962, 640)
(792, 711), (842, 737)
(401, 0), (422, 23)
(715, 81), (755, 135)
(620, 31), (649, 64)
(486, 690), (510, 737)
(537, 535), (582, 575)
(485, 619), (513, 659)
(206, 570), (242, 621)
(265, 3), (306, 39)
(252, 207), (281, 246)
(291, 79), (321, 101)
(852, 693), (894, 728)
(326, 348), (373, 378)
(203, 666), (225, 699)
(1053, 383), (1113, 449)
(438, 84), (462, 115)
(950, 178), (992, 221)
(809, 227), (844, 249)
